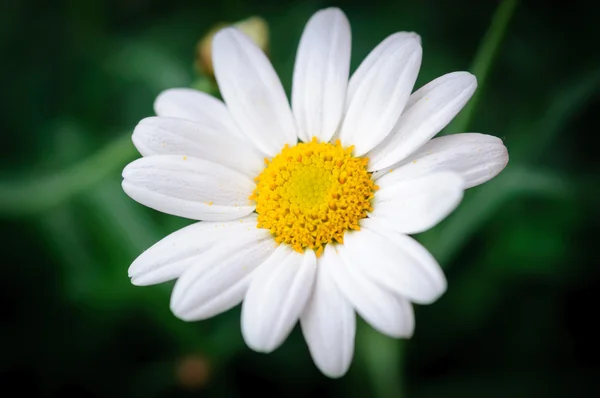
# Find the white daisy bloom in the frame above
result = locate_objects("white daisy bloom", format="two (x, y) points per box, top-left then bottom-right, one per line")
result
(122, 7), (508, 378)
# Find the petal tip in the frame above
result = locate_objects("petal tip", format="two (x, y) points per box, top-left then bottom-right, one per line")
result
(500, 144), (510, 167)
(409, 32), (422, 46)
(405, 31), (422, 45)
(213, 26), (243, 47)
(319, 6), (345, 15)
(317, 7), (350, 28)
(241, 327), (279, 354)
(417, 282), (448, 305)
(391, 31), (422, 46)
(320, 367), (349, 379)
(489, 143), (510, 181)
(458, 71), (478, 89)
(127, 254), (151, 281)
(131, 126), (153, 156)
(129, 275), (150, 287)
(446, 71), (478, 89)
(154, 88), (197, 117)
(169, 294), (188, 320)
(121, 168), (131, 182)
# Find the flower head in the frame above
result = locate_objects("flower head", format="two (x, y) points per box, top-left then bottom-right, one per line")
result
(122, 7), (508, 378)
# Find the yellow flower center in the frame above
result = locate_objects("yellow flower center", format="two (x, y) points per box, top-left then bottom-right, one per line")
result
(250, 138), (377, 256)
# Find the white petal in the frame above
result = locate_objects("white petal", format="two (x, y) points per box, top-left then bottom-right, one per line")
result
(300, 255), (355, 378)
(129, 214), (259, 286)
(372, 133), (509, 189)
(213, 28), (297, 156)
(364, 218), (448, 291)
(153, 88), (245, 140)
(323, 244), (414, 338)
(242, 247), (317, 352)
(132, 117), (263, 178)
(122, 155), (255, 221)
(170, 227), (276, 321)
(371, 172), (464, 234)
(339, 33), (422, 155)
(368, 72), (477, 171)
(292, 7), (351, 143)
(344, 221), (446, 304)
(345, 32), (421, 102)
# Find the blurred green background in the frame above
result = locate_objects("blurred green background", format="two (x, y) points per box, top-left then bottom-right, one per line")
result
(1, 0), (599, 396)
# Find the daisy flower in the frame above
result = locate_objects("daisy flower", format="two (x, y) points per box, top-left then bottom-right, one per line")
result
(122, 7), (508, 377)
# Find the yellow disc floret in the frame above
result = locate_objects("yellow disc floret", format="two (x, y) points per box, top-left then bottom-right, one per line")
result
(250, 138), (377, 255)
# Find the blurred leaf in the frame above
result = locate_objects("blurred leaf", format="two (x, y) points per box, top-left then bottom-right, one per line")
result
(0, 134), (135, 217)
(82, 177), (164, 258)
(510, 68), (600, 162)
(38, 205), (103, 299)
(105, 40), (192, 91)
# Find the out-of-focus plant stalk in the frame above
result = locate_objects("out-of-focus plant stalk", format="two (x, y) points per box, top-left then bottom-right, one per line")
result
(446, 0), (519, 134)
(0, 134), (137, 217)
(360, 324), (405, 398)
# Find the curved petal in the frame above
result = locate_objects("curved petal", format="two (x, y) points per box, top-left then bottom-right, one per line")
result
(292, 7), (351, 143)
(368, 72), (477, 171)
(371, 172), (464, 234)
(242, 247), (317, 352)
(132, 117), (264, 177)
(169, 227), (276, 321)
(122, 155), (255, 221)
(364, 218), (449, 286)
(300, 255), (355, 378)
(129, 214), (258, 286)
(344, 223), (446, 304)
(213, 28), (297, 156)
(372, 133), (509, 189)
(345, 32), (421, 102)
(323, 244), (414, 338)
(338, 33), (422, 155)
(153, 88), (245, 140)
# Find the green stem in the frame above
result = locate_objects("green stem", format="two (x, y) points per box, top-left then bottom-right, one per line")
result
(0, 133), (136, 217)
(447, 0), (519, 134)
(360, 324), (405, 398)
